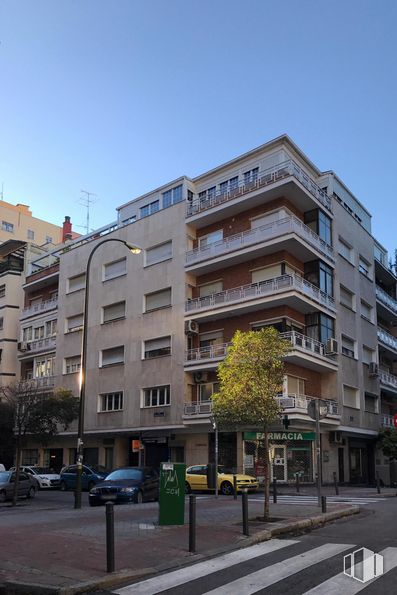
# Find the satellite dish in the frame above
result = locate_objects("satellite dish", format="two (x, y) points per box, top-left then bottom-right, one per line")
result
(307, 399), (328, 420)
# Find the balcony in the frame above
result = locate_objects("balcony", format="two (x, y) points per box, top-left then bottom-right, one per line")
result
(187, 159), (332, 222)
(377, 328), (397, 355)
(20, 336), (57, 356)
(381, 415), (394, 428)
(275, 394), (340, 421)
(186, 215), (334, 272)
(186, 274), (336, 320)
(185, 343), (229, 371)
(20, 376), (55, 391)
(379, 371), (397, 393)
(376, 286), (397, 323)
(20, 298), (58, 320)
(183, 400), (213, 417)
(279, 331), (338, 372)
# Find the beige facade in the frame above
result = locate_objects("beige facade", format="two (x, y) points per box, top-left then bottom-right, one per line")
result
(0, 201), (63, 247)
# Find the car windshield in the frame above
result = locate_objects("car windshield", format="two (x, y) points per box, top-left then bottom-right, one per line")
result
(88, 465), (107, 474)
(0, 471), (11, 481)
(105, 469), (143, 481)
(32, 467), (54, 474)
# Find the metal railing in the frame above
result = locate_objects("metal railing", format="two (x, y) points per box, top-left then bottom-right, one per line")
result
(377, 328), (397, 353)
(379, 371), (397, 390)
(187, 159), (332, 217)
(381, 415), (394, 428)
(20, 298), (58, 320)
(279, 331), (331, 359)
(186, 214), (334, 266)
(28, 336), (57, 353)
(186, 274), (335, 314)
(183, 400), (213, 416)
(185, 343), (229, 363)
(376, 286), (397, 315)
(19, 376), (55, 392)
(275, 393), (340, 417)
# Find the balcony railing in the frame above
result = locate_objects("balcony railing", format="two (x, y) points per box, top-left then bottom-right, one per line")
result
(381, 415), (394, 428)
(186, 274), (336, 315)
(279, 331), (331, 359)
(186, 215), (334, 266)
(183, 400), (213, 416)
(187, 159), (332, 217)
(186, 343), (229, 363)
(376, 286), (397, 315)
(379, 371), (397, 390)
(377, 328), (397, 353)
(19, 376), (55, 392)
(20, 298), (58, 320)
(27, 336), (57, 354)
(275, 394), (340, 417)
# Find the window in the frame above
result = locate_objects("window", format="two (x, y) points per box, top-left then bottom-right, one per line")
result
(342, 335), (356, 358)
(162, 185), (183, 208)
(219, 176), (239, 195)
(304, 260), (334, 296)
(251, 208), (289, 229)
(45, 319), (57, 337)
(0, 284), (5, 298)
(243, 167), (259, 185)
(103, 257), (127, 281)
(99, 391), (123, 412)
(22, 449), (39, 466)
(142, 385), (170, 408)
(284, 375), (306, 396)
(27, 229), (34, 240)
(144, 336), (171, 359)
(338, 237), (353, 262)
(45, 236), (53, 244)
(145, 241), (172, 266)
(304, 209), (332, 245)
(305, 312), (334, 343)
(198, 382), (220, 401)
(364, 393), (378, 413)
(362, 346), (375, 365)
(198, 280), (223, 297)
(140, 200), (160, 218)
(199, 330), (224, 348)
(0, 317), (3, 330)
(66, 313), (83, 333)
(340, 285), (355, 310)
(33, 326), (45, 340)
(145, 288), (171, 312)
(252, 264), (283, 283)
(360, 300), (373, 322)
(198, 229), (223, 249)
(22, 326), (32, 341)
(343, 385), (359, 408)
(103, 301), (126, 323)
(100, 346), (124, 367)
(35, 356), (55, 377)
(64, 356), (81, 374)
(2, 221), (14, 233)
(67, 273), (85, 293)
(359, 255), (371, 278)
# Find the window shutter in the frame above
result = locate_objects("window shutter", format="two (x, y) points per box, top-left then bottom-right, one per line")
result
(145, 336), (170, 351)
(251, 209), (289, 229)
(145, 288), (171, 310)
(102, 346), (124, 365)
(104, 258), (127, 280)
(67, 313), (84, 331)
(103, 302), (126, 322)
(68, 274), (85, 292)
(251, 265), (282, 283)
(146, 241), (172, 266)
(199, 280), (223, 297)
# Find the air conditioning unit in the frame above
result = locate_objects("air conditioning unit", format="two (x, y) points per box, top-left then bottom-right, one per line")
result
(329, 431), (343, 444)
(194, 371), (208, 383)
(325, 338), (338, 355)
(368, 362), (379, 377)
(17, 341), (29, 352)
(185, 320), (199, 335)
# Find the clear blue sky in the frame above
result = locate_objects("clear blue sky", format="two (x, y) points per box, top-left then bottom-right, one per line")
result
(1, 1), (396, 255)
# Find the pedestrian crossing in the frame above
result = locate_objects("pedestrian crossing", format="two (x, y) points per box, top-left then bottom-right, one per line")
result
(250, 494), (385, 505)
(114, 539), (397, 595)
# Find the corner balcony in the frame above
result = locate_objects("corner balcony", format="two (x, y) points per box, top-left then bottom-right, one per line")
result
(19, 336), (57, 357)
(20, 376), (56, 391)
(185, 343), (229, 371)
(20, 298), (58, 321)
(186, 215), (334, 274)
(186, 159), (332, 227)
(381, 414), (394, 428)
(377, 328), (397, 356)
(379, 371), (397, 394)
(186, 274), (336, 321)
(275, 394), (340, 424)
(183, 400), (213, 421)
(376, 286), (397, 324)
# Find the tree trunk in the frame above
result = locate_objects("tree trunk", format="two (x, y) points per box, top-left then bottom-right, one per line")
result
(263, 427), (270, 521)
(12, 439), (21, 507)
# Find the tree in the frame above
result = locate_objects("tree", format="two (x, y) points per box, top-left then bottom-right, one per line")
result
(0, 381), (79, 505)
(378, 428), (397, 460)
(212, 327), (290, 520)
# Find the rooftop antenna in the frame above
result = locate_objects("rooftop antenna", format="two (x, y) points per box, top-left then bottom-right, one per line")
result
(0, 183), (4, 200)
(79, 190), (98, 235)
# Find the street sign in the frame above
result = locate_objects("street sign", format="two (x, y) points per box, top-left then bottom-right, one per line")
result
(307, 399), (329, 420)
(159, 462), (186, 525)
(394, 414), (397, 428)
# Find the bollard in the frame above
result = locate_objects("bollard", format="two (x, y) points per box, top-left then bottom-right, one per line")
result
(189, 494), (196, 553)
(105, 502), (115, 573)
(321, 495), (327, 513)
(376, 472), (381, 495)
(242, 490), (249, 536)
(273, 476), (277, 504)
(296, 473), (300, 493)
(233, 475), (238, 500)
(333, 471), (339, 496)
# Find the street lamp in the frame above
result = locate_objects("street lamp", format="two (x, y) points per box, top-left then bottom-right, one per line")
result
(74, 238), (141, 509)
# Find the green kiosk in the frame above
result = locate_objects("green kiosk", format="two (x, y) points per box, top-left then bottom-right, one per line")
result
(159, 462), (186, 525)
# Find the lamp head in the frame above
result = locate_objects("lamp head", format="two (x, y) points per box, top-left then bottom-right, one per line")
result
(124, 242), (142, 254)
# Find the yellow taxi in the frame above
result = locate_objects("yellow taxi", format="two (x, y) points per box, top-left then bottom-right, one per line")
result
(185, 464), (258, 495)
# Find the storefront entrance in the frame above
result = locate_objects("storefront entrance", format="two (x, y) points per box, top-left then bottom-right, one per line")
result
(270, 445), (287, 482)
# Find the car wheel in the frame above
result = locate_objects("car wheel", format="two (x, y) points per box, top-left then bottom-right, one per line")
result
(185, 482), (191, 495)
(88, 481), (95, 491)
(27, 487), (36, 499)
(220, 481), (234, 496)
(0, 490), (6, 503)
(136, 490), (143, 504)
(60, 481), (67, 491)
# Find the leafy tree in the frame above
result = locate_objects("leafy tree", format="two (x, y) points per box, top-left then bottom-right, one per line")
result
(378, 428), (397, 460)
(212, 327), (290, 520)
(0, 382), (79, 505)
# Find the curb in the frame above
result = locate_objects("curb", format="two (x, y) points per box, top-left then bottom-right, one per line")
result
(0, 505), (361, 595)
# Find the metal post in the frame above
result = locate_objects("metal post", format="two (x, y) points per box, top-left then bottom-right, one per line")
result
(214, 420), (218, 499)
(321, 495), (327, 513)
(333, 471), (339, 496)
(315, 400), (322, 506)
(189, 494), (196, 553)
(233, 474), (237, 500)
(376, 471), (381, 495)
(296, 472), (300, 493)
(242, 490), (249, 536)
(273, 476), (277, 504)
(106, 502), (115, 573)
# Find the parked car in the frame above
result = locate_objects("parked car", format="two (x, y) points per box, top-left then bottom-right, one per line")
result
(89, 467), (159, 506)
(185, 465), (259, 495)
(0, 470), (37, 502)
(10, 466), (60, 489)
(59, 464), (108, 491)
(0, 464), (5, 472)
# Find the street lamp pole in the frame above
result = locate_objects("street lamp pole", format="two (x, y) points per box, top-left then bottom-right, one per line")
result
(74, 238), (141, 509)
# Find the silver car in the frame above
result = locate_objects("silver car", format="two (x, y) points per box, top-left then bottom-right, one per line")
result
(0, 471), (37, 502)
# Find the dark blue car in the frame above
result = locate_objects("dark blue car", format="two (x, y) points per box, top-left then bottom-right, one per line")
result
(88, 467), (159, 506)
(59, 464), (108, 491)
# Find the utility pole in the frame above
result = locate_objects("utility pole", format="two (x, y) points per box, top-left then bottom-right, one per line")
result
(79, 190), (97, 235)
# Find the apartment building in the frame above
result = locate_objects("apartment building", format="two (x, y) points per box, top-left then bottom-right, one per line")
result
(16, 136), (397, 484)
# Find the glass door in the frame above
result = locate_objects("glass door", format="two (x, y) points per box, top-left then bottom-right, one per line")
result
(270, 445), (287, 482)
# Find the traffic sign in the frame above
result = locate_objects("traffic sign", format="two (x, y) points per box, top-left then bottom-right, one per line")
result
(307, 399), (329, 420)
(394, 414), (397, 428)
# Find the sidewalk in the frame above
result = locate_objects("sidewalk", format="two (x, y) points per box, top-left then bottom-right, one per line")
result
(0, 491), (369, 595)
